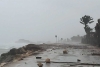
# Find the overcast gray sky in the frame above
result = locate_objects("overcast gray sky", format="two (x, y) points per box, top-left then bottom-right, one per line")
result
(0, 0), (100, 43)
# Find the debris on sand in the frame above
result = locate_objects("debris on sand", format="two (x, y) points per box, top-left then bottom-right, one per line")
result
(91, 53), (100, 56)
(45, 58), (50, 63)
(0, 62), (6, 67)
(36, 57), (42, 59)
(37, 62), (43, 67)
(77, 59), (81, 62)
(63, 50), (68, 54)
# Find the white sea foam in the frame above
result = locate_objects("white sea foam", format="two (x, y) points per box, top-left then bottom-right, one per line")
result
(0, 42), (30, 49)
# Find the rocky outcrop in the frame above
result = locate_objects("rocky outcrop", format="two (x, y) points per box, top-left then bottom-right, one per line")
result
(0, 44), (43, 66)
(0, 63), (6, 67)
(25, 44), (41, 51)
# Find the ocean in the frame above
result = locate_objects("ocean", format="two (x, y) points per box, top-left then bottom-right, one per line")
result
(0, 41), (81, 55)
(0, 42), (29, 55)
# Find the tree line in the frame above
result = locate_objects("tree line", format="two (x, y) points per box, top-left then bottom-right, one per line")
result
(80, 15), (100, 46)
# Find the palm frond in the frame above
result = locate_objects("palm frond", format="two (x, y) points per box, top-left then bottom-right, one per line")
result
(80, 18), (83, 21)
(89, 21), (94, 24)
(80, 21), (85, 24)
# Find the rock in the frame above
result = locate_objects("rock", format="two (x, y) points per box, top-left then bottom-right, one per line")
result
(1, 53), (8, 57)
(8, 48), (17, 55)
(45, 58), (50, 63)
(20, 58), (23, 60)
(77, 59), (81, 62)
(3, 55), (13, 62)
(13, 54), (24, 61)
(16, 47), (26, 54)
(0, 44), (43, 65)
(36, 57), (42, 59)
(63, 50), (67, 54)
(25, 44), (41, 51)
(0, 62), (6, 67)
(0, 54), (13, 63)
(37, 62), (43, 67)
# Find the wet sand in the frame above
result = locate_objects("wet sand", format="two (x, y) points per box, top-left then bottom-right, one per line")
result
(3, 45), (100, 67)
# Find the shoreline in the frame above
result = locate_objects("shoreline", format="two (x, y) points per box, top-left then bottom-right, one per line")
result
(0, 44), (46, 67)
(0, 43), (100, 67)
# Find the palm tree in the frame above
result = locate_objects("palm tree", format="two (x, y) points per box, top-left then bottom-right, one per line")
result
(80, 15), (94, 44)
(80, 15), (94, 34)
(80, 15), (94, 26)
(84, 25), (93, 34)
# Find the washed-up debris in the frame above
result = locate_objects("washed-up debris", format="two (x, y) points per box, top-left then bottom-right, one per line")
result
(45, 58), (50, 63)
(37, 62), (43, 67)
(36, 57), (42, 59)
(0, 63), (6, 67)
(77, 59), (81, 62)
(21, 58), (23, 60)
(91, 53), (100, 56)
(63, 50), (68, 54)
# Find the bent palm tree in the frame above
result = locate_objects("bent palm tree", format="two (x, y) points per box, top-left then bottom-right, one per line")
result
(80, 15), (94, 44)
(80, 15), (94, 34)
